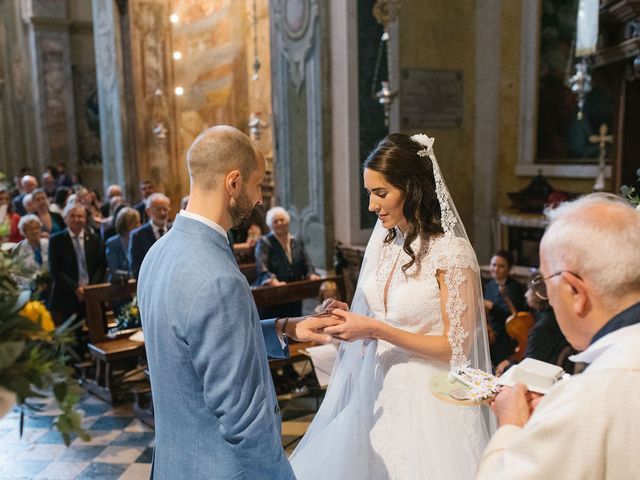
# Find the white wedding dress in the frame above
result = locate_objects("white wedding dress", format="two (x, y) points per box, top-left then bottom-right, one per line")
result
(290, 136), (494, 479)
(291, 230), (492, 479)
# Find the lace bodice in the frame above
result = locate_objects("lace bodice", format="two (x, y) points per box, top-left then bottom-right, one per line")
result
(363, 230), (479, 368)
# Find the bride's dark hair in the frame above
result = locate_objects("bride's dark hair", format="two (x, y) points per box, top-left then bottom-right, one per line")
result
(364, 133), (444, 273)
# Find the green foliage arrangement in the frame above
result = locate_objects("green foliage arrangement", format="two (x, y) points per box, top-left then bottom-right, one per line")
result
(0, 251), (89, 445)
(620, 168), (640, 208)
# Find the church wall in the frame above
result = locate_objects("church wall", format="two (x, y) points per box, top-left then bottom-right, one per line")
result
(497, 1), (598, 212)
(69, 1), (101, 190)
(399, 0), (477, 240)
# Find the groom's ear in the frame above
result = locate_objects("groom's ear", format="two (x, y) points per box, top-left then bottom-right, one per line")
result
(224, 169), (244, 198)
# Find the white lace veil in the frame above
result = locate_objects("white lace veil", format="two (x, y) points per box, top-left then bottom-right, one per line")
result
(290, 135), (495, 479)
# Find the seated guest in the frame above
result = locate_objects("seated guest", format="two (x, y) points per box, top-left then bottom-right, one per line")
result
(129, 192), (170, 278)
(495, 269), (572, 375)
(12, 215), (50, 297)
(48, 204), (105, 323)
(484, 249), (526, 368)
(229, 204), (268, 247)
(13, 174), (38, 216)
(41, 172), (57, 198)
(22, 193), (35, 214)
(105, 207), (140, 283)
(100, 184), (123, 217)
(49, 186), (71, 215)
(100, 201), (129, 242)
(254, 206), (320, 318)
(133, 179), (155, 224)
(314, 280), (340, 314)
(0, 185), (23, 243)
(12, 214), (48, 272)
(54, 162), (74, 187)
(76, 187), (102, 231)
(477, 194), (640, 479)
(31, 188), (64, 236)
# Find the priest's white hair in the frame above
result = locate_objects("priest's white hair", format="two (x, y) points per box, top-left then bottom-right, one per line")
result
(541, 193), (640, 302)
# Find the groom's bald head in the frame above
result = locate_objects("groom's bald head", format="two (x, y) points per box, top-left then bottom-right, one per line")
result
(186, 125), (259, 190)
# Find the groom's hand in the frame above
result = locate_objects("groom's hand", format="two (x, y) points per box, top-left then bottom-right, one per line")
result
(286, 315), (344, 344)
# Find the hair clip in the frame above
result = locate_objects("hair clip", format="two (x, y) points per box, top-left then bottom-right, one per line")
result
(410, 134), (435, 158)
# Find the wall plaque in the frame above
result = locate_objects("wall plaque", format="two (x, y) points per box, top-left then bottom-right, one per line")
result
(400, 68), (463, 129)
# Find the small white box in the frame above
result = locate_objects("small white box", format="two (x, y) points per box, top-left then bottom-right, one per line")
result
(497, 358), (567, 394)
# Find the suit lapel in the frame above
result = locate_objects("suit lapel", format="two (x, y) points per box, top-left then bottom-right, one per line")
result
(62, 230), (79, 280)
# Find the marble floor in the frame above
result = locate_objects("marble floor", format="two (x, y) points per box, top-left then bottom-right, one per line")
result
(0, 393), (315, 479)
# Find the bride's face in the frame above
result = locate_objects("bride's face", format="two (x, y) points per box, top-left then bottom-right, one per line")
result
(364, 168), (407, 231)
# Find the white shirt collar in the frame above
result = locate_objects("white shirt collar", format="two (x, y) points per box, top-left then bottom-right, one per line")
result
(179, 210), (228, 241)
(569, 323), (640, 364)
(69, 229), (85, 240)
(150, 221), (166, 238)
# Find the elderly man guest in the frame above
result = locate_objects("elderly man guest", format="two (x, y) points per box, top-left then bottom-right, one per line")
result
(133, 179), (155, 223)
(476, 193), (640, 479)
(138, 125), (339, 479)
(128, 192), (170, 279)
(101, 184), (123, 217)
(13, 174), (38, 216)
(48, 204), (105, 323)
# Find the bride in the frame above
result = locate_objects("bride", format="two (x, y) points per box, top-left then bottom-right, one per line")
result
(290, 133), (494, 479)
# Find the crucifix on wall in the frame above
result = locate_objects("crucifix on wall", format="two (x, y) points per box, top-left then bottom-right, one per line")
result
(589, 123), (613, 192)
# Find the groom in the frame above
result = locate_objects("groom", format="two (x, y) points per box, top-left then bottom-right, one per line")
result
(138, 126), (338, 479)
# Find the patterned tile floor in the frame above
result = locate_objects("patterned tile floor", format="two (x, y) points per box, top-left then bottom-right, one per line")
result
(0, 393), (316, 479)
(0, 395), (153, 480)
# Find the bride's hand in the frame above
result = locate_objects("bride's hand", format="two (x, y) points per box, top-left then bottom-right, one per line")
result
(323, 309), (379, 342)
(321, 298), (349, 312)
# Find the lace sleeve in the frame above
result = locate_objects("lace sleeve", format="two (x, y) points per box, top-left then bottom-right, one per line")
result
(432, 236), (486, 371)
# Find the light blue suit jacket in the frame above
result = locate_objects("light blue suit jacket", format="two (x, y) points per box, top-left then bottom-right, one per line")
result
(138, 215), (295, 480)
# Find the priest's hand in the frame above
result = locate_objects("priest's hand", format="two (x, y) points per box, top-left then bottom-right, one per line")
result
(284, 315), (343, 344)
(490, 384), (531, 428)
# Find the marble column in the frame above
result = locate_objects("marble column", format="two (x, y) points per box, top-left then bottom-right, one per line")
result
(270, 0), (330, 269)
(92, 0), (130, 194)
(23, 0), (78, 172)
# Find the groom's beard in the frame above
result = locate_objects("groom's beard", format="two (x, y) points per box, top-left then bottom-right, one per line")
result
(229, 189), (255, 228)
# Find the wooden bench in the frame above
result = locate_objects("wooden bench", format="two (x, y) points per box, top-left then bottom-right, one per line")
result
(251, 275), (344, 308)
(82, 281), (148, 403)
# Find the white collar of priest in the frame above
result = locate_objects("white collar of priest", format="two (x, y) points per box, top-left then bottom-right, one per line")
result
(179, 210), (227, 241)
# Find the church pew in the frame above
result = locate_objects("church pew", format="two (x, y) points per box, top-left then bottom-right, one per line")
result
(251, 275), (344, 308)
(82, 281), (148, 404)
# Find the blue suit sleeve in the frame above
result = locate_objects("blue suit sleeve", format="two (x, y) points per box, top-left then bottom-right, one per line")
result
(260, 318), (289, 360)
(186, 275), (294, 479)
